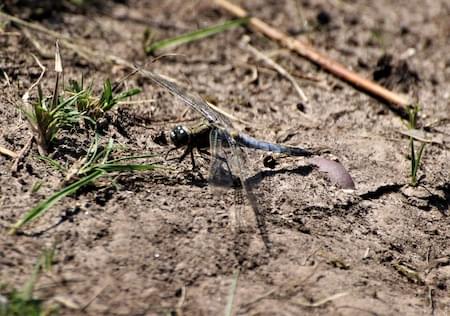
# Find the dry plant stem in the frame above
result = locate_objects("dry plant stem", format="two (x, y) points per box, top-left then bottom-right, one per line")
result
(292, 292), (349, 308)
(242, 262), (322, 309)
(2, 70), (11, 86)
(0, 11), (85, 46)
(242, 37), (308, 102)
(214, 0), (410, 113)
(23, 54), (47, 155)
(21, 27), (53, 58)
(117, 99), (156, 105)
(206, 100), (251, 125)
(0, 31), (21, 36)
(0, 145), (18, 158)
(81, 278), (111, 312)
(0, 11), (100, 64)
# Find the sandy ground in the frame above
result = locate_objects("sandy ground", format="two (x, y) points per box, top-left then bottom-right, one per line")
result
(0, 0), (449, 315)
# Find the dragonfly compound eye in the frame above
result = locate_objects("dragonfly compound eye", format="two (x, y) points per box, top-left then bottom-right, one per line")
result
(170, 125), (190, 147)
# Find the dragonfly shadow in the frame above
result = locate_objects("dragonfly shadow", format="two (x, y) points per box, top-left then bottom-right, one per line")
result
(422, 182), (449, 216)
(17, 207), (81, 237)
(231, 165), (315, 258)
(245, 164), (315, 189)
(184, 171), (209, 188)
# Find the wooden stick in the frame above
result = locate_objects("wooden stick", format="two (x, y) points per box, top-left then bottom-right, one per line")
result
(0, 145), (18, 158)
(214, 0), (410, 114)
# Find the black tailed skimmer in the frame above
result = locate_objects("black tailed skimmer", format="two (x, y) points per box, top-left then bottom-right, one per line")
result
(140, 68), (340, 251)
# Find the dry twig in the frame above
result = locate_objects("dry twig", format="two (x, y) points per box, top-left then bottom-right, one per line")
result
(240, 36), (308, 102)
(21, 27), (53, 58)
(80, 277), (111, 312)
(292, 292), (349, 308)
(241, 262), (322, 310)
(0, 145), (18, 158)
(21, 54), (47, 155)
(214, 0), (411, 115)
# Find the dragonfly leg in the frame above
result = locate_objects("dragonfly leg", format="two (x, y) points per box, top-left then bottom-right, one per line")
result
(177, 146), (191, 162)
(190, 149), (197, 170)
(177, 145), (200, 171)
(167, 145), (200, 171)
(164, 147), (179, 160)
(197, 148), (211, 162)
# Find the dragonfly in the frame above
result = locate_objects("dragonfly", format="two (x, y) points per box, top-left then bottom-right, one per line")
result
(139, 68), (349, 251)
(140, 70), (314, 158)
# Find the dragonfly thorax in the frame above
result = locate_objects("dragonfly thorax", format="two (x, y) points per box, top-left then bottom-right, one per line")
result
(170, 125), (191, 147)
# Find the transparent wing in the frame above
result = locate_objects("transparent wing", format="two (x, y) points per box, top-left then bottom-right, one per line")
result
(208, 128), (245, 230)
(228, 139), (271, 252)
(139, 68), (233, 129)
(211, 129), (271, 252)
(208, 128), (236, 188)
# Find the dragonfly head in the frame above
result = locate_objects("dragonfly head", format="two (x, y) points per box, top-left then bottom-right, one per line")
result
(170, 125), (191, 147)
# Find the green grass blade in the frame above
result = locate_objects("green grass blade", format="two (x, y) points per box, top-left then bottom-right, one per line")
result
(97, 163), (157, 173)
(116, 87), (141, 101)
(9, 169), (105, 234)
(37, 85), (43, 103)
(145, 17), (249, 54)
(68, 78), (83, 93)
(102, 87), (141, 112)
(31, 181), (43, 194)
(36, 155), (66, 172)
(106, 153), (156, 164)
(2, 247), (59, 316)
(79, 134), (100, 173)
(99, 79), (113, 110)
(224, 269), (240, 316)
(18, 256), (42, 301)
(20, 107), (38, 127)
(101, 138), (115, 164)
(410, 137), (415, 177)
(41, 243), (56, 272)
(416, 143), (426, 168)
(2, 292), (43, 316)
(49, 90), (84, 116)
(411, 143), (426, 186)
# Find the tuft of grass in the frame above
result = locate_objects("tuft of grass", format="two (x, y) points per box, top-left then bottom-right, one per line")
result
(406, 104), (426, 187)
(144, 17), (249, 54)
(9, 137), (159, 234)
(23, 47), (140, 155)
(23, 76), (140, 154)
(66, 76), (141, 120)
(21, 43), (83, 155)
(22, 85), (84, 155)
(0, 246), (58, 316)
(0, 289), (46, 316)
